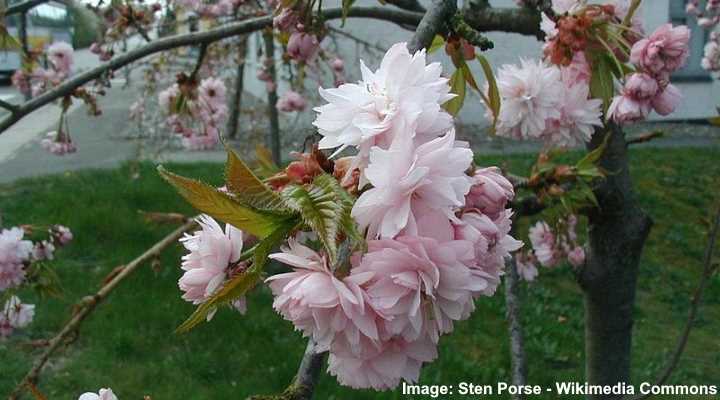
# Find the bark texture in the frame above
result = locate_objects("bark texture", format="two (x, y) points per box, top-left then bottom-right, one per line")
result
(504, 257), (528, 399)
(579, 125), (653, 399)
(262, 30), (281, 165)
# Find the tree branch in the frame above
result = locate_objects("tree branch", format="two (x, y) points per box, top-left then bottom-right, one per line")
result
(504, 256), (528, 397)
(626, 202), (720, 400)
(463, 1), (543, 38)
(0, 99), (19, 113)
(8, 218), (197, 400)
(0, 6), (423, 135)
(407, 0), (457, 53)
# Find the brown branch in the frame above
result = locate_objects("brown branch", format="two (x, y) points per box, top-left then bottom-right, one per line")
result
(8, 219), (197, 400)
(463, 1), (543, 38)
(626, 202), (720, 400)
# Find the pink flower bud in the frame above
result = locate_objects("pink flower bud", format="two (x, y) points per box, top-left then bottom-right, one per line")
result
(624, 73), (659, 101)
(331, 58), (344, 72)
(276, 90), (307, 112)
(287, 32), (320, 63)
(567, 246), (585, 268)
(651, 84), (682, 116)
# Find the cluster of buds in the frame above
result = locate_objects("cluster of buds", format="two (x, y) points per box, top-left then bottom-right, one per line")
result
(515, 215), (586, 282)
(12, 42), (75, 98)
(40, 128), (76, 156)
(157, 74), (228, 150)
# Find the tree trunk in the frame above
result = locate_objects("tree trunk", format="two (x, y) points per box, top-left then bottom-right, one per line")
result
(579, 125), (653, 399)
(504, 257), (528, 400)
(226, 37), (247, 139)
(19, 11), (31, 101)
(262, 30), (281, 165)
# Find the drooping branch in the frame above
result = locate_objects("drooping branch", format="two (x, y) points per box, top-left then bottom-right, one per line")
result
(626, 202), (720, 400)
(8, 218), (198, 400)
(463, 0), (543, 39)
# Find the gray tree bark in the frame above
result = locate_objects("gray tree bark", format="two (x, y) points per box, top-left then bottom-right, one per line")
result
(579, 125), (653, 399)
(262, 30), (281, 165)
(226, 37), (248, 139)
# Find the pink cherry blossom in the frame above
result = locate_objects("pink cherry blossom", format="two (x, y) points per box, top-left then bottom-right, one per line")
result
(465, 167), (514, 219)
(630, 24), (691, 78)
(607, 94), (648, 124)
(0, 227), (32, 291)
(567, 246), (586, 267)
(351, 130), (472, 239)
(266, 238), (380, 351)
(529, 221), (561, 267)
(515, 253), (539, 282)
(543, 81), (602, 147)
(651, 84), (682, 115)
(287, 32), (320, 62)
(178, 215), (244, 304)
(327, 334), (437, 390)
(158, 84), (181, 112)
(47, 42), (74, 75)
(198, 77), (227, 112)
(625, 73), (660, 101)
(313, 42), (454, 182)
(276, 90), (307, 112)
(2, 296), (35, 329)
(31, 240), (55, 261)
(454, 210), (523, 294)
(541, 13), (558, 40)
(495, 59), (564, 140)
(78, 389), (118, 400)
(352, 235), (484, 343)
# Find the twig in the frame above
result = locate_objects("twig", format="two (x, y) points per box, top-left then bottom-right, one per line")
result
(504, 256), (528, 398)
(190, 43), (209, 80)
(8, 219), (198, 400)
(626, 202), (720, 400)
(626, 130), (664, 146)
(0, 99), (19, 113)
(328, 26), (388, 52)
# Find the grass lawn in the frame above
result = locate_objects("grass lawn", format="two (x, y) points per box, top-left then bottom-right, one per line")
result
(0, 147), (718, 399)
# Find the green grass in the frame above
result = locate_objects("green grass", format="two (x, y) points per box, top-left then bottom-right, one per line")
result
(0, 147), (718, 399)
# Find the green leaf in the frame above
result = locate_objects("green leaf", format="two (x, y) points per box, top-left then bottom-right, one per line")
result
(176, 220), (298, 333)
(590, 56), (615, 111)
(428, 35), (445, 53)
(459, 60), (479, 91)
(443, 68), (466, 116)
(341, 0), (355, 26)
(314, 174), (365, 251)
(0, 25), (21, 51)
(159, 166), (289, 239)
(225, 146), (290, 212)
(476, 54), (501, 134)
(280, 176), (344, 262)
(576, 130), (611, 172)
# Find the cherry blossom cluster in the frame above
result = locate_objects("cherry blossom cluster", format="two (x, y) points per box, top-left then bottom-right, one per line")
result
(515, 215), (585, 283)
(158, 76), (228, 150)
(492, 0), (689, 147)
(608, 23), (689, 123)
(41, 129), (77, 156)
(687, 0), (720, 75)
(262, 43), (522, 390)
(12, 42), (74, 98)
(0, 224), (72, 337)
